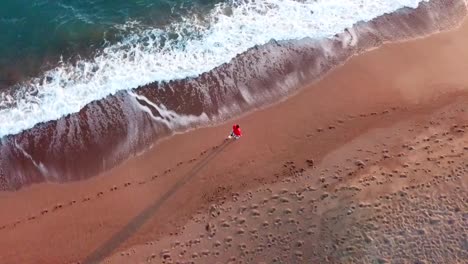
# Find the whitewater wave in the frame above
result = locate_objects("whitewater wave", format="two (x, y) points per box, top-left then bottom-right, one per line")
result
(0, 0), (427, 138)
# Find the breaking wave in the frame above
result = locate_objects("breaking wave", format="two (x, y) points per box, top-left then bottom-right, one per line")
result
(0, 0), (427, 138)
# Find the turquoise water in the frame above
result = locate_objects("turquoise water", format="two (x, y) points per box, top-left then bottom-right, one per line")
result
(0, 0), (220, 84)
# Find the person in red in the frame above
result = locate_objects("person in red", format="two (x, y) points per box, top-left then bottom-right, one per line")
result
(228, 124), (242, 140)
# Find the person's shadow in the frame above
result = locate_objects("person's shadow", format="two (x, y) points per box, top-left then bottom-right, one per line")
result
(83, 139), (234, 264)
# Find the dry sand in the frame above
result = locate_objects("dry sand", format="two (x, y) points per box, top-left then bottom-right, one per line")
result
(2, 13), (468, 264)
(105, 100), (468, 264)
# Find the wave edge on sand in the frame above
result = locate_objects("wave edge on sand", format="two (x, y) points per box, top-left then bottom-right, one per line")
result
(0, 0), (467, 190)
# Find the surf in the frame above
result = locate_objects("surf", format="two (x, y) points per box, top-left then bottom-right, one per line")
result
(0, 0), (427, 139)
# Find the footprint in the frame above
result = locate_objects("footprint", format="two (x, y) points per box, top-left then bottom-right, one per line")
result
(224, 236), (233, 243)
(147, 254), (157, 261)
(236, 228), (245, 235)
(267, 207), (276, 214)
(251, 210), (261, 217)
(237, 217), (246, 225)
(213, 240), (222, 247)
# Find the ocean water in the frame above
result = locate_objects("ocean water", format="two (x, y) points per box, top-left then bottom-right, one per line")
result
(0, 0), (221, 79)
(0, 0), (429, 139)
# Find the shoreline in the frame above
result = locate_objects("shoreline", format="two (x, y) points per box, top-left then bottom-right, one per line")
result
(1, 0), (465, 190)
(2, 9), (468, 263)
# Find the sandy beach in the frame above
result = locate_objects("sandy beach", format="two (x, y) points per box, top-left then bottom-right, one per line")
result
(2, 5), (468, 264)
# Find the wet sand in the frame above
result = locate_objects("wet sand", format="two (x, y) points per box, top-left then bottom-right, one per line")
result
(2, 11), (468, 264)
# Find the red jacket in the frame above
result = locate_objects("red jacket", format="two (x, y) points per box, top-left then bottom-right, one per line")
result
(233, 125), (242, 136)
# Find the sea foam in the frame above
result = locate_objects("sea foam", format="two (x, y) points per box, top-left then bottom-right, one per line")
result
(0, 0), (427, 138)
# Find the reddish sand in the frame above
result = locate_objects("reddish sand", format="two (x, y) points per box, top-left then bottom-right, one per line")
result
(2, 15), (468, 264)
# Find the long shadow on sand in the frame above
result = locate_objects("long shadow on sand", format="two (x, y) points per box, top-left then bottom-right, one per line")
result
(83, 139), (234, 264)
